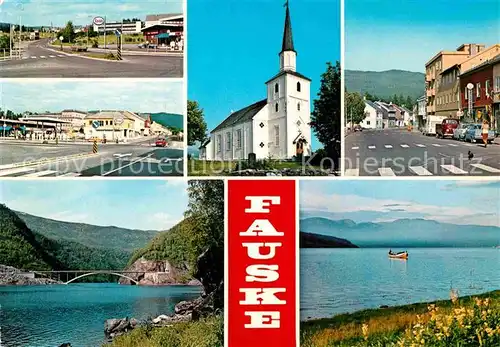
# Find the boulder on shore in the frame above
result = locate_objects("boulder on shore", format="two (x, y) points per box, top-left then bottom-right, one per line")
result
(104, 317), (138, 339)
(0, 264), (61, 285)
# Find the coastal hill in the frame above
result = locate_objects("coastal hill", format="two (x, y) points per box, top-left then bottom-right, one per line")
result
(345, 69), (425, 100)
(0, 205), (154, 275)
(300, 231), (358, 248)
(300, 217), (500, 248)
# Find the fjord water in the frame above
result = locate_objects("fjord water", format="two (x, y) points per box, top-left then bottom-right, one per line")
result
(0, 284), (201, 347)
(300, 248), (500, 320)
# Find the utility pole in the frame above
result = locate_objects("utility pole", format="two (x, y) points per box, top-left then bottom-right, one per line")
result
(103, 16), (107, 49)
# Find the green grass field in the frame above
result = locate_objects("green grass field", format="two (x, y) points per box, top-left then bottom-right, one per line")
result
(301, 291), (500, 347)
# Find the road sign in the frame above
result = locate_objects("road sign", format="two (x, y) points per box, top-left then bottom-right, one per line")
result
(114, 116), (124, 125)
(92, 120), (100, 129)
(59, 36), (63, 41)
(467, 83), (474, 90)
(93, 16), (105, 26)
(114, 29), (122, 37)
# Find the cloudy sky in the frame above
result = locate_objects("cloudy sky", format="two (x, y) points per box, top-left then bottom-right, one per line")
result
(0, 0), (183, 27)
(300, 180), (500, 227)
(0, 80), (184, 114)
(0, 180), (188, 230)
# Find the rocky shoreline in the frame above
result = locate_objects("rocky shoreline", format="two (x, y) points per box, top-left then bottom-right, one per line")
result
(0, 265), (61, 285)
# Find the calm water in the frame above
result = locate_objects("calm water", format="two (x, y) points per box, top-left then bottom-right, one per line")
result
(0, 283), (202, 347)
(300, 248), (500, 320)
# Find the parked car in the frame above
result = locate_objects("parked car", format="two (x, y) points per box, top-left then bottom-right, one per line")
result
(353, 125), (363, 132)
(453, 123), (470, 141)
(464, 124), (495, 143)
(138, 43), (158, 49)
(435, 118), (459, 138)
(155, 137), (167, 147)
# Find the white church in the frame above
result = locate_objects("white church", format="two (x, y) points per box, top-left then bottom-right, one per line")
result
(199, 3), (312, 161)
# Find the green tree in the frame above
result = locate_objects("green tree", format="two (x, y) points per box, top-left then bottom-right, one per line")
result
(405, 95), (413, 108)
(187, 100), (208, 146)
(310, 61), (341, 169)
(345, 91), (366, 125)
(0, 35), (10, 50)
(59, 21), (76, 43)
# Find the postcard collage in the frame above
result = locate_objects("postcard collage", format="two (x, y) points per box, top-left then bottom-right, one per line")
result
(0, 0), (499, 346)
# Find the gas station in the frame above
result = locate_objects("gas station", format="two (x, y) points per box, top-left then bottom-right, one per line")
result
(0, 117), (72, 141)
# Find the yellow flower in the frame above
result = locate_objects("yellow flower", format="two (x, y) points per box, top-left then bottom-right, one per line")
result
(361, 323), (369, 341)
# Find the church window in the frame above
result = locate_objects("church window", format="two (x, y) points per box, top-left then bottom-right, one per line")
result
(274, 125), (280, 146)
(297, 102), (301, 111)
(216, 134), (221, 152)
(275, 103), (279, 112)
(226, 132), (231, 150)
(275, 83), (279, 93)
(236, 129), (242, 149)
(297, 82), (301, 92)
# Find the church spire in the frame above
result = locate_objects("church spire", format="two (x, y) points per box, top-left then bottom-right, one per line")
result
(281, 1), (295, 53)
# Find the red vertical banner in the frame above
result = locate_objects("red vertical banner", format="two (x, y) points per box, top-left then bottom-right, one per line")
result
(227, 180), (297, 347)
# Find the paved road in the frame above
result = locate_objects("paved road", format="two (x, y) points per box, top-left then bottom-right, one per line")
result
(344, 128), (500, 176)
(0, 141), (184, 177)
(0, 39), (183, 78)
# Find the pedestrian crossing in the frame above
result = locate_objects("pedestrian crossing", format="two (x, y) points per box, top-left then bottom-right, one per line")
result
(21, 54), (68, 60)
(0, 167), (81, 177)
(344, 163), (500, 176)
(351, 142), (478, 150)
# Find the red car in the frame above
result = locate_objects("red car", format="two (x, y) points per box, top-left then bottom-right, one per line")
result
(155, 138), (167, 147)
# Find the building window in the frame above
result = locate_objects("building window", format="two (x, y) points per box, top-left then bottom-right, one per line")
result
(275, 83), (279, 93)
(274, 125), (279, 146)
(297, 102), (301, 111)
(495, 76), (500, 92)
(297, 82), (301, 92)
(216, 134), (221, 153)
(275, 103), (279, 112)
(485, 80), (490, 96)
(236, 129), (242, 149)
(476, 83), (481, 98)
(226, 132), (231, 151)
(367, 120), (371, 125)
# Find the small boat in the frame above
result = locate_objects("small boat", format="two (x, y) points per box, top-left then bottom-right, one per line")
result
(388, 250), (408, 259)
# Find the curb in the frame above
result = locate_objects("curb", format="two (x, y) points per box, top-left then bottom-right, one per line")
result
(0, 152), (99, 170)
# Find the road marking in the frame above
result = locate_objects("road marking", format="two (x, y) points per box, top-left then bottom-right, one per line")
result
(31, 56), (37, 59)
(344, 168), (359, 176)
(49, 55), (56, 58)
(400, 144), (410, 148)
(57, 55), (65, 57)
(378, 167), (396, 176)
(441, 164), (467, 174)
(22, 57), (28, 60)
(470, 163), (500, 173)
(113, 153), (133, 158)
(416, 144), (426, 147)
(432, 144), (442, 147)
(102, 154), (153, 176)
(409, 166), (433, 176)
(22, 170), (58, 177)
(40, 56), (46, 58)
(368, 145), (376, 149)
(384, 145), (393, 149)
(0, 167), (35, 177)
(351, 146), (359, 150)
(448, 144), (459, 147)
(58, 172), (81, 177)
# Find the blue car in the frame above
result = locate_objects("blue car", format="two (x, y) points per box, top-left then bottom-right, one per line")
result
(464, 124), (495, 143)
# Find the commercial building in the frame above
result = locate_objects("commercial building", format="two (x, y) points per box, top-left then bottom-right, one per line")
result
(93, 20), (143, 34)
(6, 117), (72, 140)
(83, 111), (146, 141)
(141, 13), (183, 47)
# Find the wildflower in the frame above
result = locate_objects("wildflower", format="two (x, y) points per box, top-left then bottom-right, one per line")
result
(361, 323), (369, 341)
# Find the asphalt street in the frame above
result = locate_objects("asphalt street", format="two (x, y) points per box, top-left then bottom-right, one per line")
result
(344, 128), (500, 176)
(0, 141), (184, 177)
(0, 39), (183, 78)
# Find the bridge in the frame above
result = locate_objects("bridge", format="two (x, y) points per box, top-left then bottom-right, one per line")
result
(31, 270), (141, 285)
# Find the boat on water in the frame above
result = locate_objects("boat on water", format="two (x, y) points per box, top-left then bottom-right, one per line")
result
(388, 250), (408, 259)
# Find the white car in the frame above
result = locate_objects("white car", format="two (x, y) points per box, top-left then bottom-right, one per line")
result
(453, 123), (469, 141)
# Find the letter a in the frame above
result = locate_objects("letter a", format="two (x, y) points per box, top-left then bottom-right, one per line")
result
(240, 219), (284, 237)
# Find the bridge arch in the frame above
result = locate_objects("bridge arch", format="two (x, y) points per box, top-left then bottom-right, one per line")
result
(65, 272), (139, 285)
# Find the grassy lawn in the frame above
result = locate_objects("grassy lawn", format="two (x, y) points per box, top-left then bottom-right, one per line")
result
(301, 290), (500, 347)
(187, 159), (324, 176)
(106, 315), (223, 347)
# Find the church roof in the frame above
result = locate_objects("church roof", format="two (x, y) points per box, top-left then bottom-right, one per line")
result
(281, 2), (295, 53)
(211, 99), (267, 133)
(265, 70), (311, 84)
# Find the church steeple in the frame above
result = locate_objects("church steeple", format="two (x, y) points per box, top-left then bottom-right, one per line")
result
(281, 1), (295, 53)
(279, 1), (297, 72)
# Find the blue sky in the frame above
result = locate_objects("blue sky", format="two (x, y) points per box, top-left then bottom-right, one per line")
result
(0, 80), (184, 114)
(0, 180), (188, 230)
(188, 0), (341, 151)
(345, 0), (500, 72)
(0, 0), (183, 27)
(300, 180), (500, 227)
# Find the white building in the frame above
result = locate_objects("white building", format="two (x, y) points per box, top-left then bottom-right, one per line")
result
(83, 111), (146, 141)
(199, 4), (311, 161)
(361, 100), (383, 129)
(93, 21), (143, 34)
(145, 13), (183, 28)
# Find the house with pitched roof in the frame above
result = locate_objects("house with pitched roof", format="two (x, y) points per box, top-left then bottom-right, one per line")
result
(199, 3), (312, 161)
(362, 99), (384, 129)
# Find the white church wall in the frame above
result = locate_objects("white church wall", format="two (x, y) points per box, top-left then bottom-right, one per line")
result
(285, 74), (312, 158)
(252, 107), (270, 159)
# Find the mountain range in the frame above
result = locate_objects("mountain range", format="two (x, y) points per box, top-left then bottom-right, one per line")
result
(345, 69), (425, 101)
(300, 217), (500, 248)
